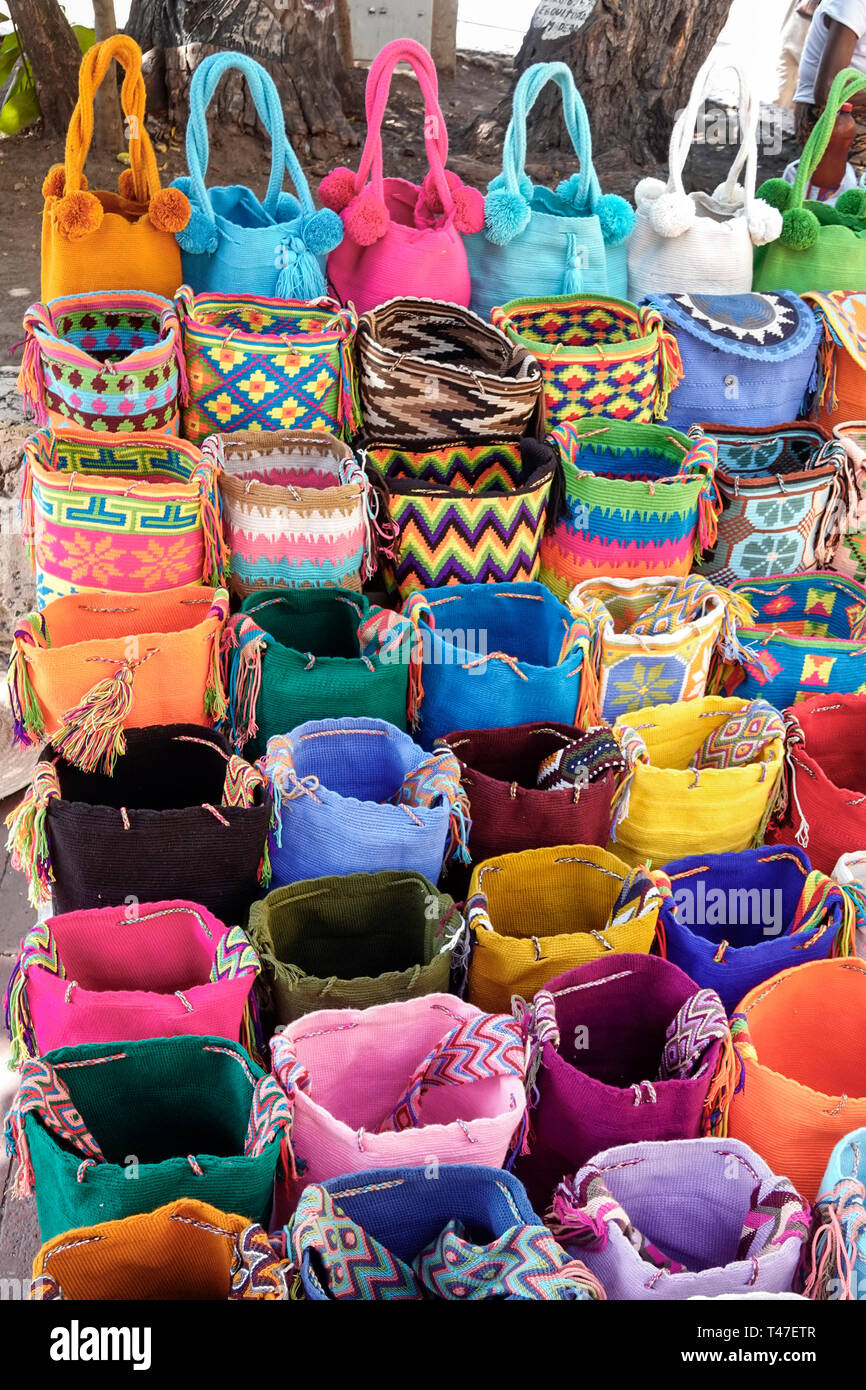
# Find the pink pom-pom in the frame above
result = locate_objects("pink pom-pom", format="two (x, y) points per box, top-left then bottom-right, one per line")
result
(343, 187), (389, 246)
(452, 182), (484, 234)
(318, 167), (358, 213)
(418, 169), (484, 232)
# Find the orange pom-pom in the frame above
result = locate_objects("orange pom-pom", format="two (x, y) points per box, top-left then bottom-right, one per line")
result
(117, 167), (140, 200)
(54, 190), (103, 240)
(148, 186), (191, 233)
(42, 167), (89, 199)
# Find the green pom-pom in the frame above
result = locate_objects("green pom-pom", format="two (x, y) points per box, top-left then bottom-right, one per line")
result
(780, 206), (819, 251)
(836, 187), (866, 218)
(757, 178), (794, 213)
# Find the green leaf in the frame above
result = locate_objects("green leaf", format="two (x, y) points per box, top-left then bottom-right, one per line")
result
(0, 64), (38, 136)
(72, 25), (94, 53)
(0, 41), (19, 90)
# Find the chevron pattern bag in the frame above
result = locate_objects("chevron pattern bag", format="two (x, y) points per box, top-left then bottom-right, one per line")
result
(805, 1128), (866, 1300)
(289, 1165), (603, 1301)
(4, 899), (261, 1064)
(22, 429), (227, 607)
(367, 436), (559, 597)
(550, 1140), (809, 1300)
(4, 1035), (292, 1241)
(18, 291), (184, 435)
(464, 844), (668, 1013)
(176, 286), (358, 445)
(491, 295), (682, 432)
(356, 298), (543, 441)
(269, 994), (527, 1208)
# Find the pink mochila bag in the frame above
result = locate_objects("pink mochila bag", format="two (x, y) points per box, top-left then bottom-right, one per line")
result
(269, 994), (527, 1215)
(4, 900), (260, 1064)
(318, 39), (483, 315)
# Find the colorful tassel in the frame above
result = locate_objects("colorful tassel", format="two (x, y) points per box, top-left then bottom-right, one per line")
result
(5, 762), (60, 907)
(193, 462), (230, 587)
(221, 616), (269, 751)
(205, 629), (228, 726)
(52, 659), (138, 775)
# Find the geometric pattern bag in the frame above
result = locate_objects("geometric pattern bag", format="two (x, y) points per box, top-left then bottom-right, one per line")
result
(176, 287), (359, 445)
(491, 295), (682, 432)
(22, 429), (227, 607)
(830, 421), (866, 581)
(805, 292), (866, 433)
(698, 424), (855, 586)
(18, 290), (185, 435)
(4, 899), (261, 1063)
(550, 1139), (809, 1301)
(366, 436), (559, 598)
(805, 1128), (866, 1300)
(356, 297), (543, 441)
(4, 1035), (292, 1241)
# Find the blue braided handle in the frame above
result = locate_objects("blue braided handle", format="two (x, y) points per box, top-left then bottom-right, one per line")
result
(500, 61), (602, 212)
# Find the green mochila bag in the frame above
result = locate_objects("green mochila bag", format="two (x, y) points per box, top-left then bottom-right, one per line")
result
(5, 1035), (292, 1241)
(249, 870), (462, 1025)
(753, 68), (866, 293)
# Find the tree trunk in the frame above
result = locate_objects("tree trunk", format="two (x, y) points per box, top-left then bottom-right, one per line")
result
(92, 0), (125, 154)
(6, 0), (82, 138)
(125, 0), (357, 160)
(471, 0), (735, 171)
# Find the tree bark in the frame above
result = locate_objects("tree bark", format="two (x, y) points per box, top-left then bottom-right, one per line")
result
(92, 0), (125, 154)
(470, 0), (735, 170)
(125, 0), (357, 159)
(6, 0), (82, 138)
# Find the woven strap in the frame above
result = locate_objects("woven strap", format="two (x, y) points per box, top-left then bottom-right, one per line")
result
(792, 66), (866, 210)
(664, 53), (761, 219)
(501, 62), (599, 212)
(61, 35), (163, 203)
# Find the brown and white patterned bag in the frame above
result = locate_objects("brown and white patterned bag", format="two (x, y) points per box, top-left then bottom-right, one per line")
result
(356, 296), (544, 441)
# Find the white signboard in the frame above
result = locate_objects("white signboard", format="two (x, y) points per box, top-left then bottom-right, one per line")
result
(533, 0), (596, 41)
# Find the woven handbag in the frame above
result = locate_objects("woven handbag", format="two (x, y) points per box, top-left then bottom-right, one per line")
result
(171, 53), (342, 299)
(538, 420), (720, 599)
(805, 292), (866, 435)
(433, 722), (623, 871)
(465, 62), (634, 321)
(5, 899), (261, 1064)
(270, 994), (527, 1203)
(726, 958), (866, 1201)
(319, 40), (482, 316)
(5, 724), (271, 921)
(248, 871), (460, 1026)
(366, 436), (559, 598)
(766, 693), (866, 875)
(40, 36), (190, 301)
(209, 429), (375, 598)
(30, 1199), (291, 1301)
(698, 424), (854, 586)
(18, 290), (184, 435)
(465, 845), (668, 1014)
(22, 429), (227, 608)
(260, 717), (468, 888)
(831, 421), (866, 580)
(5, 1035), (292, 1241)
(648, 293), (820, 431)
(611, 696), (786, 868)
(176, 286), (358, 446)
(754, 68), (866, 294)
(627, 56), (781, 301)
(715, 574), (866, 707)
(513, 953), (733, 1213)
(550, 1139), (809, 1300)
(356, 297), (543, 441)
(490, 296), (682, 432)
(403, 581), (591, 749)
(572, 575), (756, 723)
(8, 585), (228, 770)
(661, 846), (854, 1015)
(832, 851), (866, 961)
(222, 587), (412, 757)
(805, 1128), (866, 1300)
(289, 1165), (601, 1301)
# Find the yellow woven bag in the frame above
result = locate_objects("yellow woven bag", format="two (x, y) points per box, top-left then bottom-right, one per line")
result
(40, 36), (189, 301)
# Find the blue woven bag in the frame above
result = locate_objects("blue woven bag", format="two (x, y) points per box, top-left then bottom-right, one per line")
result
(288, 1164), (601, 1300)
(260, 716), (469, 887)
(806, 1128), (866, 1299)
(403, 581), (591, 749)
(171, 53), (343, 298)
(647, 292), (820, 430)
(661, 846), (853, 1014)
(464, 63), (634, 322)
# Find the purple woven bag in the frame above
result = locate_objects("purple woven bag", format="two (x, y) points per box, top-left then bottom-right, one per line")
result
(548, 1138), (810, 1300)
(515, 953), (731, 1213)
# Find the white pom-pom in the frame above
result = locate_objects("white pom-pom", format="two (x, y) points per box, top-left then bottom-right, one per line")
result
(712, 181), (745, 208)
(634, 177), (667, 207)
(648, 191), (697, 238)
(747, 199), (784, 247)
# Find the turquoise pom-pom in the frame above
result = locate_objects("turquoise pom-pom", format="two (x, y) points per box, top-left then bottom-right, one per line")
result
(303, 207), (344, 255)
(836, 187), (866, 218)
(484, 187), (531, 246)
(757, 178), (793, 213)
(780, 206), (819, 251)
(175, 205), (219, 256)
(488, 170), (533, 200)
(595, 193), (636, 246)
(555, 172), (584, 206)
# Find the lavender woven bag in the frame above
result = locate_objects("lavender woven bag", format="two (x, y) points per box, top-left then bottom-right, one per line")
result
(514, 953), (732, 1213)
(548, 1139), (809, 1299)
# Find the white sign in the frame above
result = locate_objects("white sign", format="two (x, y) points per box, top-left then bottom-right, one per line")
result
(533, 0), (596, 41)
